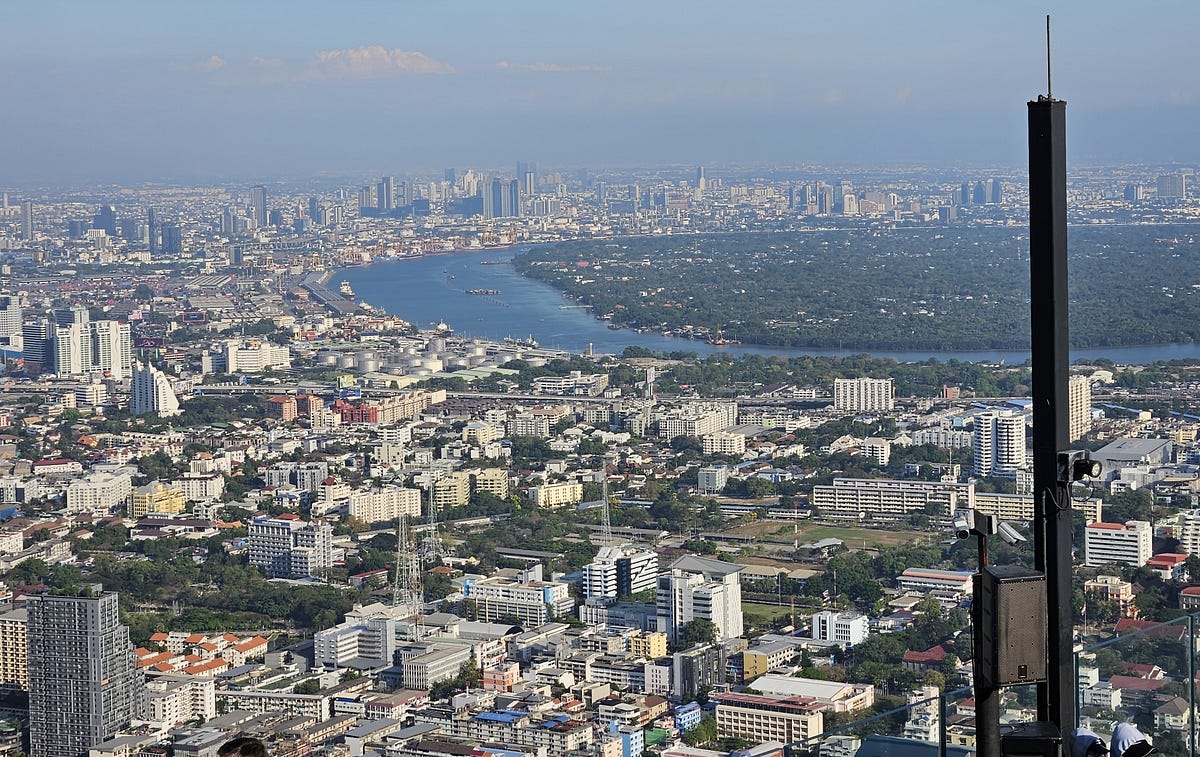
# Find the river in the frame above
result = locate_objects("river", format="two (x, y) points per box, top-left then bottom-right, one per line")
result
(337, 247), (1200, 365)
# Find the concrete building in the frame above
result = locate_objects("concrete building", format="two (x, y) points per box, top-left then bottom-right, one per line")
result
(0, 608), (26, 693)
(972, 410), (1026, 477)
(527, 481), (584, 509)
(462, 565), (575, 625)
(584, 545), (659, 599)
(1085, 520), (1153, 568)
(698, 465), (730, 495)
(1083, 575), (1138, 618)
(223, 339), (291, 373)
(130, 361), (181, 417)
(810, 477), (972, 522)
(654, 403), (737, 439)
(248, 515), (333, 578)
(65, 471), (133, 514)
(702, 432), (746, 456)
(656, 554), (744, 644)
(314, 614), (396, 669)
(472, 468), (510, 499)
(431, 472), (472, 510)
(712, 692), (823, 745)
(347, 486), (421, 525)
(1069, 374), (1093, 442)
(27, 591), (145, 757)
(811, 610), (869, 647)
(129, 481), (186, 518)
(972, 490), (1103, 525)
(833, 377), (894, 413)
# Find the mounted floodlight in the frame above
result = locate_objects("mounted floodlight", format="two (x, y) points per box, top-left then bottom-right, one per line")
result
(1057, 450), (1103, 484)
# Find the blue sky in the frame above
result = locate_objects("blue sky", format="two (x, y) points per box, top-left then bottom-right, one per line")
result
(3, 1), (1199, 182)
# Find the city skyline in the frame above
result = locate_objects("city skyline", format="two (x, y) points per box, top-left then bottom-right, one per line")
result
(4, 1), (1200, 182)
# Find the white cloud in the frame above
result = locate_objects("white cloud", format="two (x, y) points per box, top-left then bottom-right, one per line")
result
(195, 55), (226, 72)
(308, 46), (454, 78)
(495, 60), (609, 73)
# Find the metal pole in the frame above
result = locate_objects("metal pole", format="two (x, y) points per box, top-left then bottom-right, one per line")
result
(1028, 95), (1074, 731)
(974, 538), (1000, 757)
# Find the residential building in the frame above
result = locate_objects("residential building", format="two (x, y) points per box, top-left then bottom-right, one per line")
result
(972, 490), (1102, 525)
(656, 554), (744, 644)
(1083, 575), (1137, 618)
(584, 545), (659, 599)
(1084, 521), (1153, 568)
(528, 481), (584, 509)
(0, 608), (26, 693)
(431, 472), (472, 509)
(472, 468), (510, 499)
(248, 515), (333, 578)
(860, 437), (890, 466)
(833, 377), (894, 413)
(1069, 375), (1093, 442)
(66, 471), (133, 514)
(972, 410), (1026, 477)
(629, 631), (668, 660)
(223, 339), (291, 373)
(810, 477), (972, 522)
(27, 591), (145, 757)
(129, 481), (186, 518)
(314, 613), (396, 669)
(532, 372), (610, 396)
(702, 432), (746, 456)
(655, 403), (737, 439)
(130, 361), (181, 417)
(347, 486), (421, 525)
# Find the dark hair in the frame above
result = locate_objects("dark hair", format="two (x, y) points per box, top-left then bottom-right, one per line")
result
(218, 737), (267, 757)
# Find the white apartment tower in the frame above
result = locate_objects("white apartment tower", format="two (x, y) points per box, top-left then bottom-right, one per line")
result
(1069, 375), (1093, 442)
(972, 410), (1026, 477)
(656, 554), (744, 644)
(583, 545), (659, 600)
(248, 515), (333, 578)
(130, 361), (181, 417)
(833, 378), (895, 413)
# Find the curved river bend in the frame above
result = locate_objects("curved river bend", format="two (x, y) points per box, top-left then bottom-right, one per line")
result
(337, 248), (1200, 365)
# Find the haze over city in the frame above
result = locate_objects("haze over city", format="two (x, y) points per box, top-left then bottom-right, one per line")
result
(5, 0), (1200, 182)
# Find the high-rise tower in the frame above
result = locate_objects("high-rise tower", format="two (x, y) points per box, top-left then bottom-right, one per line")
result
(251, 185), (267, 227)
(27, 591), (145, 757)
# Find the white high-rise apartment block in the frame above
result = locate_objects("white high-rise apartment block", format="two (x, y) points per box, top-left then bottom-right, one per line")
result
(833, 378), (895, 413)
(65, 472), (133, 514)
(702, 432), (746, 456)
(1069, 375), (1093, 442)
(583, 545), (659, 599)
(248, 515), (333, 578)
(1180, 510), (1200, 557)
(130, 361), (181, 416)
(698, 465), (730, 495)
(1084, 520), (1152, 568)
(87, 320), (132, 380)
(224, 339), (291, 373)
(314, 614), (396, 668)
(972, 410), (1026, 477)
(656, 554), (744, 644)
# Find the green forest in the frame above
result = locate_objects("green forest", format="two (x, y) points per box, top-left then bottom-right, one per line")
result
(512, 226), (1200, 350)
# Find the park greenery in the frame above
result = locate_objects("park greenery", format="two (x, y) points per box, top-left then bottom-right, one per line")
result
(514, 226), (1200, 350)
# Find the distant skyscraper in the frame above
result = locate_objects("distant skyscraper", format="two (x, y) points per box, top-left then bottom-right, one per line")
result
(960, 181), (971, 205)
(54, 306), (89, 328)
(987, 178), (1003, 204)
(146, 206), (158, 254)
(160, 223), (182, 254)
(20, 201), (33, 241)
(972, 181), (987, 205)
(1123, 183), (1145, 202)
(27, 591), (145, 757)
(131, 361), (181, 417)
(251, 185), (267, 226)
(378, 176), (395, 212)
(1157, 173), (1186, 200)
(516, 162), (536, 194)
(972, 410), (1026, 477)
(308, 196), (320, 222)
(444, 167), (457, 184)
(482, 178), (521, 219)
(92, 205), (117, 236)
(696, 166), (706, 191)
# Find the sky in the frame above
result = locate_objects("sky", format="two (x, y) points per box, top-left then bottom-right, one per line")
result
(3, 0), (1200, 183)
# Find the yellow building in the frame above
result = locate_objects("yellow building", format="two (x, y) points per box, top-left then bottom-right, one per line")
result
(431, 472), (472, 510)
(0, 608), (27, 692)
(130, 481), (187, 518)
(472, 468), (510, 499)
(629, 631), (667, 660)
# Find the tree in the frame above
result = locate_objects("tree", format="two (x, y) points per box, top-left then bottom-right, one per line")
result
(294, 679), (322, 694)
(682, 717), (717, 747)
(678, 619), (718, 650)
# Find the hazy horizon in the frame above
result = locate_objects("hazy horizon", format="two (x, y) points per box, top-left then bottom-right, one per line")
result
(5, 1), (1200, 183)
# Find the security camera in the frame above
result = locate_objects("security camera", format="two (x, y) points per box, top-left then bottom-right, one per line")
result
(952, 510), (973, 540)
(997, 522), (1027, 545)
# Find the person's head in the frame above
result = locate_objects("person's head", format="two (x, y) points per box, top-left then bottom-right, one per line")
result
(218, 737), (267, 757)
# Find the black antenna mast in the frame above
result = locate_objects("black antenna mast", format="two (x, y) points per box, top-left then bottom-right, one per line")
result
(1046, 15), (1053, 99)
